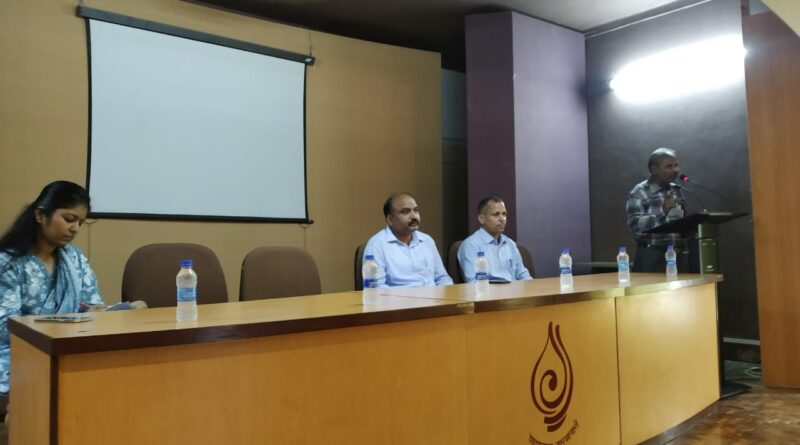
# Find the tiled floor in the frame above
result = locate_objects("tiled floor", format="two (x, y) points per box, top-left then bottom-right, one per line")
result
(667, 362), (800, 444)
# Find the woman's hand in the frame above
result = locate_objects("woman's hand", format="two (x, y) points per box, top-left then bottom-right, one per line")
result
(129, 300), (148, 310)
(84, 304), (107, 312)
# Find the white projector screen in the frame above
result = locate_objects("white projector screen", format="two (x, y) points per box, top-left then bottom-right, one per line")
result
(83, 9), (312, 222)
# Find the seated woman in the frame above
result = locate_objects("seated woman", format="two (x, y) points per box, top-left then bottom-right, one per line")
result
(0, 181), (104, 420)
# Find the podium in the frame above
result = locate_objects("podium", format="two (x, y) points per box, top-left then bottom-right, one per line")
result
(645, 211), (748, 273)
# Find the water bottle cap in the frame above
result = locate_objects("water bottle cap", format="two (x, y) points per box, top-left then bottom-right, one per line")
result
(619, 247), (626, 253)
(365, 254), (375, 261)
(667, 244), (674, 249)
(180, 259), (193, 267)
(477, 251), (485, 257)
(561, 248), (569, 254)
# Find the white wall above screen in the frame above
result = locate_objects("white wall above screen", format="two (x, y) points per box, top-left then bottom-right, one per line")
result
(87, 18), (309, 221)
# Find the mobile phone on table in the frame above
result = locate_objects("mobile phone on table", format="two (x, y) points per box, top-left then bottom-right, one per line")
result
(78, 302), (132, 313)
(34, 315), (93, 323)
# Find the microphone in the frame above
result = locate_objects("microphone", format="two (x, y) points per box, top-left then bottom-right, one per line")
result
(679, 174), (734, 212)
(670, 180), (706, 211)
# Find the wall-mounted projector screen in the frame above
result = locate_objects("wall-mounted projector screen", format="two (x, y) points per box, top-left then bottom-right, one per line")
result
(80, 7), (314, 222)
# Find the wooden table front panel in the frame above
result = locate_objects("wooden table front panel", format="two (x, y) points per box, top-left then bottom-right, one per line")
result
(9, 276), (722, 445)
(616, 283), (720, 445)
(9, 335), (52, 445)
(56, 315), (469, 445)
(465, 299), (620, 445)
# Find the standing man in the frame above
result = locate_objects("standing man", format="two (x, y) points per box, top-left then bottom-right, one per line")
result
(626, 147), (686, 272)
(364, 192), (452, 288)
(457, 196), (532, 283)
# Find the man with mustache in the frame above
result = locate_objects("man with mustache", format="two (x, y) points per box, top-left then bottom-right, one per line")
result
(626, 147), (686, 272)
(457, 196), (532, 283)
(363, 192), (452, 287)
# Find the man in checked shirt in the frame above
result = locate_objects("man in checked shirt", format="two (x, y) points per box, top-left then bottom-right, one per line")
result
(626, 147), (686, 272)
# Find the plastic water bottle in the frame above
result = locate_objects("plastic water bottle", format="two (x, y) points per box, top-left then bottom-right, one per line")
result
(617, 247), (630, 283)
(176, 259), (198, 322)
(475, 251), (489, 297)
(362, 254), (379, 304)
(559, 248), (573, 288)
(665, 245), (678, 279)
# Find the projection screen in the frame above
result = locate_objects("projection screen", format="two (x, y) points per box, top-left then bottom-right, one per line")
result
(81, 7), (314, 222)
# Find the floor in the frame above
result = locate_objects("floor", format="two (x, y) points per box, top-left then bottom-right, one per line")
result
(667, 361), (800, 444)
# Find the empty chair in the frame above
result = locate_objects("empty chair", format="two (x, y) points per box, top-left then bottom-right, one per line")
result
(240, 246), (321, 300)
(122, 243), (228, 308)
(447, 241), (464, 284)
(354, 244), (366, 290)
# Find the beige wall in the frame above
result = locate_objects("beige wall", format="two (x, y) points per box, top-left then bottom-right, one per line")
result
(0, 0), (443, 300)
(764, 0), (800, 36)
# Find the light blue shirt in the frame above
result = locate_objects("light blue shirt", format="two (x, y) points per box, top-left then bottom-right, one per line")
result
(364, 226), (453, 288)
(0, 244), (103, 394)
(457, 228), (532, 283)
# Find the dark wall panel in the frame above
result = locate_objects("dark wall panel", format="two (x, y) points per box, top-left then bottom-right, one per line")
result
(465, 12), (518, 239)
(466, 11), (590, 278)
(442, 70), (469, 253)
(586, 0), (758, 340)
(511, 13), (590, 277)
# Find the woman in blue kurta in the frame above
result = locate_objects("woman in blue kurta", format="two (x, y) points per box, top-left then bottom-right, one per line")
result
(0, 181), (103, 419)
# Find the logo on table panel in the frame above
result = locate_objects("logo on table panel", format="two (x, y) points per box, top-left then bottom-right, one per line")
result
(528, 322), (580, 445)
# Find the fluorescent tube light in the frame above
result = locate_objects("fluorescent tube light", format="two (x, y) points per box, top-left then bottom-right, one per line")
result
(610, 35), (746, 103)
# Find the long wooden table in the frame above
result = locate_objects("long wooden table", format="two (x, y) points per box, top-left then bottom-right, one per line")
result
(9, 273), (721, 445)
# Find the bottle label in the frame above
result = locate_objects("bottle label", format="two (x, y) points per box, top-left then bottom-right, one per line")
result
(666, 259), (677, 266)
(618, 262), (629, 271)
(177, 288), (196, 302)
(476, 272), (488, 281)
(363, 278), (378, 289)
(560, 267), (572, 275)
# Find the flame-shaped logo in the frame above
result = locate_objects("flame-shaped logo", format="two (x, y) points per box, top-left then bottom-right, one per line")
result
(530, 322), (574, 432)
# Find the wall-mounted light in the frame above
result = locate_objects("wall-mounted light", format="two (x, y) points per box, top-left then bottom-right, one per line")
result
(609, 35), (746, 103)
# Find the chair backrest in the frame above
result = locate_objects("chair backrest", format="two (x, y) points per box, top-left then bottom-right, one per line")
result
(122, 243), (228, 308)
(447, 241), (464, 284)
(517, 242), (535, 278)
(354, 244), (366, 291)
(240, 246), (321, 300)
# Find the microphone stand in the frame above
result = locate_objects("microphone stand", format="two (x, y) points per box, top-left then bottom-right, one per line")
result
(682, 178), (736, 212)
(676, 185), (707, 212)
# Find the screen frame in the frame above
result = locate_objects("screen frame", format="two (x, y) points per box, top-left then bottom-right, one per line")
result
(78, 6), (315, 224)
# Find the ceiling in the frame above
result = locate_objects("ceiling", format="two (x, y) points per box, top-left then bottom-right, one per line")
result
(193, 0), (712, 69)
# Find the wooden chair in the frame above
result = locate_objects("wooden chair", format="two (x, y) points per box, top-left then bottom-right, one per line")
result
(517, 242), (535, 278)
(122, 243), (228, 308)
(447, 240), (464, 284)
(354, 244), (366, 290)
(239, 246), (321, 300)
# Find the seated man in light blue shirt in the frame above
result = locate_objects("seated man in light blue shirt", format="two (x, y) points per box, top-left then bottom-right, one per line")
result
(457, 196), (532, 283)
(364, 192), (453, 288)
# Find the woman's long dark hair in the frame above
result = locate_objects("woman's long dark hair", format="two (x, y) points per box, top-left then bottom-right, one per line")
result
(0, 181), (91, 257)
